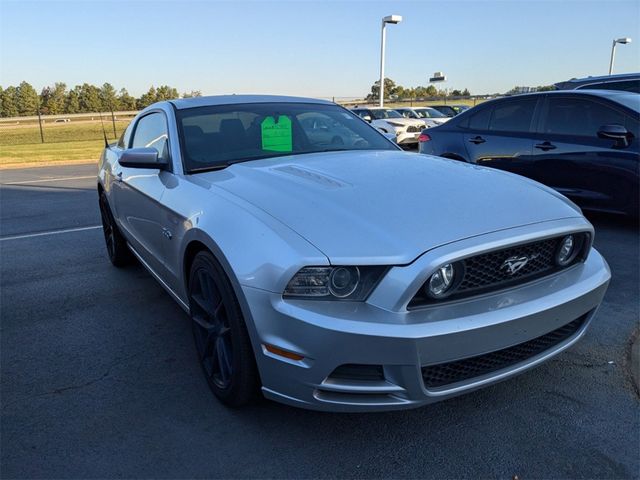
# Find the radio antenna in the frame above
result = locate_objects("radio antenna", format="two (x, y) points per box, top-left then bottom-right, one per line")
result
(98, 111), (109, 148)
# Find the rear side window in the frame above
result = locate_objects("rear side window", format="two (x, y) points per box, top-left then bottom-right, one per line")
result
(543, 97), (626, 137)
(132, 112), (170, 159)
(489, 98), (537, 133)
(464, 106), (492, 130)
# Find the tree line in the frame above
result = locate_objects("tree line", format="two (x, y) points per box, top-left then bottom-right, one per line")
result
(365, 78), (471, 102)
(0, 81), (202, 117)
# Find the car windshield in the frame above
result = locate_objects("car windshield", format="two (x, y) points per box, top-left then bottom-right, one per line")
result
(176, 102), (397, 172)
(370, 109), (403, 120)
(415, 108), (447, 119)
(399, 110), (419, 119)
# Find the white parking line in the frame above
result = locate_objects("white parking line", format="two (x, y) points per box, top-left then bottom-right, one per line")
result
(1, 175), (95, 186)
(0, 225), (101, 242)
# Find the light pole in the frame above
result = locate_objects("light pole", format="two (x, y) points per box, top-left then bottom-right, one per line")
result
(609, 37), (632, 75)
(379, 14), (402, 107)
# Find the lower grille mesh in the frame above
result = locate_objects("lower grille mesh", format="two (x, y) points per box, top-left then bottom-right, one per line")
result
(421, 314), (588, 389)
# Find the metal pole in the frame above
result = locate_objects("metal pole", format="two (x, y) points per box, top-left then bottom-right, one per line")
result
(110, 106), (117, 138)
(609, 40), (617, 75)
(36, 104), (44, 143)
(379, 20), (386, 107)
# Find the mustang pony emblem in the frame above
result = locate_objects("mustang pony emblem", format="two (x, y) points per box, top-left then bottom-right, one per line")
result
(501, 253), (539, 275)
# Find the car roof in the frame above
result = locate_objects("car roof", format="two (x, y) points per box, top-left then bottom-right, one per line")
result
(509, 89), (638, 100)
(169, 94), (333, 110)
(468, 89), (639, 113)
(555, 72), (640, 89)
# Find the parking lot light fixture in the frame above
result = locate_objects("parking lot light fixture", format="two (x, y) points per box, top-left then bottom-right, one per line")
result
(609, 37), (632, 75)
(379, 14), (402, 107)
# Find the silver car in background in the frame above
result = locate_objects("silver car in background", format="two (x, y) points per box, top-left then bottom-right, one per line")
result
(395, 106), (450, 128)
(97, 95), (610, 412)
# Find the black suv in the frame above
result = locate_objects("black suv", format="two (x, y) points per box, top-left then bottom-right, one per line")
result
(554, 73), (640, 93)
(419, 90), (639, 217)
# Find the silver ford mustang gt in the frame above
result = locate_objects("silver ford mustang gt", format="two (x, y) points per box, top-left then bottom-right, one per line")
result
(97, 95), (611, 412)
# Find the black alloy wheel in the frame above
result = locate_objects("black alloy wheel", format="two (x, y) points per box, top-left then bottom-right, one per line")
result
(188, 251), (259, 406)
(98, 192), (132, 267)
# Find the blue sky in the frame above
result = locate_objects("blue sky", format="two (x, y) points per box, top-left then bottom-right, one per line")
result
(1, 0), (638, 97)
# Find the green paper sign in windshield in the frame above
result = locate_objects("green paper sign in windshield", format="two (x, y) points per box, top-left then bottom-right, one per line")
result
(261, 115), (292, 152)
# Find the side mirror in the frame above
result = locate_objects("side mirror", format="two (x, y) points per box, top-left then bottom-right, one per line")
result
(119, 147), (168, 169)
(362, 115), (372, 123)
(597, 124), (632, 148)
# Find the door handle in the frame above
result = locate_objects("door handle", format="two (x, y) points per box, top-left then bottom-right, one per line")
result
(116, 171), (123, 182)
(468, 136), (486, 144)
(535, 141), (556, 151)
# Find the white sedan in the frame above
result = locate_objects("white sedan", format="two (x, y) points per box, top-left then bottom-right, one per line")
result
(350, 107), (424, 147)
(394, 107), (450, 128)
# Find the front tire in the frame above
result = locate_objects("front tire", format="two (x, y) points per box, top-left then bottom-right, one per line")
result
(98, 192), (132, 267)
(188, 251), (260, 407)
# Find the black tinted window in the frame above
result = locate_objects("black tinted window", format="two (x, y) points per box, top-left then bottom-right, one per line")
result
(489, 98), (537, 132)
(132, 113), (169, 158)
(466, 106), (492, 130)
(543, 97), (626, 136)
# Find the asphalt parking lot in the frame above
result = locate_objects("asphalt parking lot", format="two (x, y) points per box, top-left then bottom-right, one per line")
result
(1, 164), (638, 479)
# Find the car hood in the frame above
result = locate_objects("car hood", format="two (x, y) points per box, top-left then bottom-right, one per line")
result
(197, 150), (581, 264)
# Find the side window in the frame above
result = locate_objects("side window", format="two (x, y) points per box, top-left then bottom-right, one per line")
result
(488, 98), (537, 133)
(463, 106), (493, 130)
(131, 112), (169, 159)
(543, 97), (626, 137)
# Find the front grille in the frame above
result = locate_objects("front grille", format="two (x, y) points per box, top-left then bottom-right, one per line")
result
(421, 313), (588, 389)
(458, 237), (558, 293)
(407, 125), (421, 133)
(409, 233), (589, 308)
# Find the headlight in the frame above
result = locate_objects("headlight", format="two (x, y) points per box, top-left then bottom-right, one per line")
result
(329, 266), (360, 297)
(386, 121), (406, 128)
(556, 234), (579, 266)
(284, 266), (388, 301)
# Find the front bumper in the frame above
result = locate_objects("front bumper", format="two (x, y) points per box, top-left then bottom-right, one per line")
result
(241, 223), (610, 412)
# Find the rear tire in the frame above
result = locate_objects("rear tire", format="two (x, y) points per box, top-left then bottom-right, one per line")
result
(188, 251), (260, 407)
(98, 192), (132, 267)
